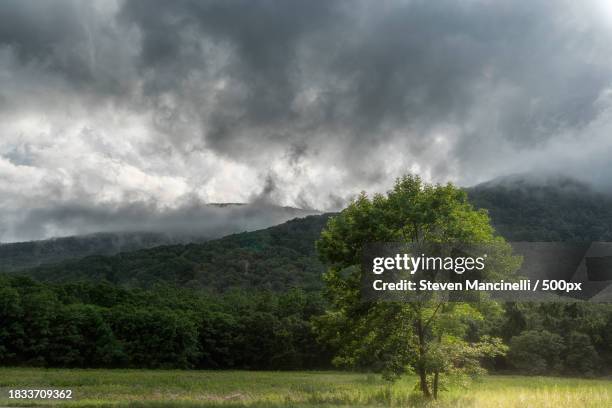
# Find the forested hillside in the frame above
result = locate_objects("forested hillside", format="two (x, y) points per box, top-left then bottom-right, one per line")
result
(467, 175), (612, 241)
(14, 175), (612, 290)
(0, 232), (189, 273)
(22, 214), (331, 291)
(0, 204), (317, 273)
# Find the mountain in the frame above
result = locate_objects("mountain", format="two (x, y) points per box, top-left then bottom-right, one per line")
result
(0, 204), (318, 272)
(22, 214), (332, 291)
(0, 231), (188, 273)
(467, 174), (612, 241)
(12, 174), (612, 290)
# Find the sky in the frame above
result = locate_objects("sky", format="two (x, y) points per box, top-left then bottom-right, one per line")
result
(2, 0), (612, 242)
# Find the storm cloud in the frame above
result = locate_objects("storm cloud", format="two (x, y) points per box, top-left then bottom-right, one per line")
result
(2, 0), (612, 241)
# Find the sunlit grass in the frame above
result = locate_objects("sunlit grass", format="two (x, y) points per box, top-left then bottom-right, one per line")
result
(0, 368), (610, 407)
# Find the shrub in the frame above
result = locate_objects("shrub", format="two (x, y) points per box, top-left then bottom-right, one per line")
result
(508, 330), (564, 374)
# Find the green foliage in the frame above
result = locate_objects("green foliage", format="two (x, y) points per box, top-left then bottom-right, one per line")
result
(564, 331), (599, 376)
(0, 275), (330, 370)
(315, 175), (517, 398)
(19, 215), (331, 291)
(110, 306), (199, 368)
(48, 304), (122, 367)
(508, 330), (565, 374)
(467, 176), (612, 241)
(0, 232), (182, 272)
(501, 302), (611, 375)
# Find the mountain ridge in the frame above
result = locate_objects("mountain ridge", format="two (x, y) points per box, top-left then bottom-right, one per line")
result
(467, 174), (612, 241)
(20, 214), (332, 291)
(7, 174), (612, 290)
(0, 204), (318, 272)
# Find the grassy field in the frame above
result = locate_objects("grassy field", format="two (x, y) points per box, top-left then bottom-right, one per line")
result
(0, 368), (610, 408)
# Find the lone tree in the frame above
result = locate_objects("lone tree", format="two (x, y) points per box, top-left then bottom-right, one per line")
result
(315, 175), (519, 399)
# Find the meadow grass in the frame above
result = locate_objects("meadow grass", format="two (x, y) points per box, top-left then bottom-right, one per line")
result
(0, 368), (610, 407)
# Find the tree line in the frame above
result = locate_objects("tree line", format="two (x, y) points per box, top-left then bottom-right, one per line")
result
(0, 275), (331, 369)
(1, 273), (610, 376)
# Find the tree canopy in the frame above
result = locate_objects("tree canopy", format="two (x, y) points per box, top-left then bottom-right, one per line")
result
(316, 175), (517, 398)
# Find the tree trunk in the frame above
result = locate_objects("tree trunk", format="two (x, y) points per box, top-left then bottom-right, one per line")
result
(433, 371), (439, 399)
(416, 315), (431, 398)
(418, 367), (431, 398)
(433, 332), (442, 399)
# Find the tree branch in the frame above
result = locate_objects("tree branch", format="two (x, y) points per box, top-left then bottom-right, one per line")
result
(423, 302), (443, 331)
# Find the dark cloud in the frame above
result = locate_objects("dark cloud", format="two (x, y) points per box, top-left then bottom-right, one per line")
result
(115, 0), (612, 178)
(0, 1), (85, 69)
(0, 0), (135, 95)
(1, 0), (612, 241)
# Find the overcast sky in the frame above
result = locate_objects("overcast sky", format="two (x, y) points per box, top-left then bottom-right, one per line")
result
(2, 0), (612, 242)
